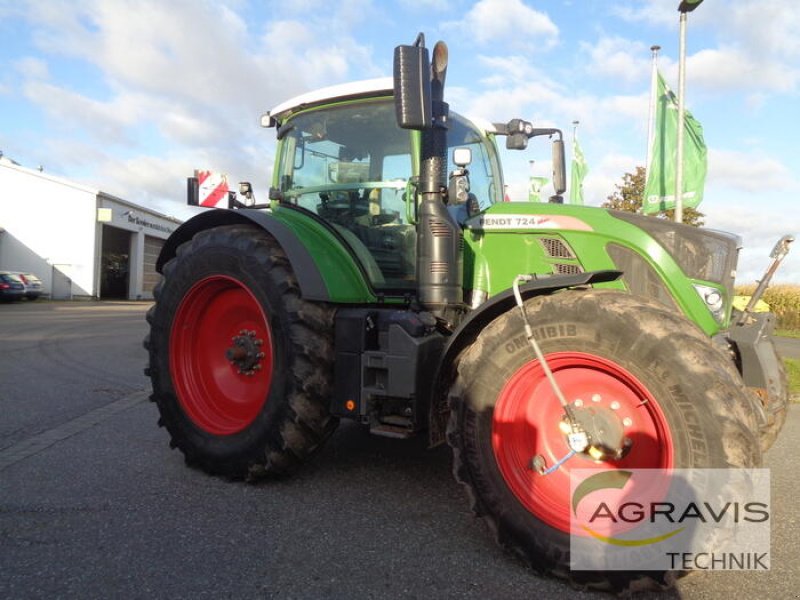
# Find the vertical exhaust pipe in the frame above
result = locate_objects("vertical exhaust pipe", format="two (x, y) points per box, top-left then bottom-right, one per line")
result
(394, 36), (463, 321)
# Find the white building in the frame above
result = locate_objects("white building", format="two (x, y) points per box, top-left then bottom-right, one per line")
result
(0, 156), (182, 300)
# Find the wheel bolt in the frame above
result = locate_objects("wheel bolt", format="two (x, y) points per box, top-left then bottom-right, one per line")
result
(623, 417), (633, 427)
(592, 394), (602, 402)
(610, 401), (621, 410)
(530, 455), (546, 473)
(574, 399), (583, 407)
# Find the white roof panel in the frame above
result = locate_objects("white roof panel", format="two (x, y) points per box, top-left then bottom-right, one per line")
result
(268, 77), (393, 122)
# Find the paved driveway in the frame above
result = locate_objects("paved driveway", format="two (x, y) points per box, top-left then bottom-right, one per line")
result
(0, 301), (797, 599)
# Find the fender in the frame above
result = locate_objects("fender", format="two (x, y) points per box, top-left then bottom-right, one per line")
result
(156, 208), (374, 303)
(428, 270), (622, 446)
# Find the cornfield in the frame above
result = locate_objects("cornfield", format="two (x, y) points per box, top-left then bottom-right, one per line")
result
(735, 284), (800, 331)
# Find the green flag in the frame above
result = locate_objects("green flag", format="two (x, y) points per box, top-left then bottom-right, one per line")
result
(643, 71), (707, 214)
(570, 133), (588, 205)
(528, 176), (550, 202)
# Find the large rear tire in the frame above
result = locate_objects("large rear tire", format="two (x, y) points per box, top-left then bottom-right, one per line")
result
(447, 290), (761, 591)
(145, 225), (337, 479)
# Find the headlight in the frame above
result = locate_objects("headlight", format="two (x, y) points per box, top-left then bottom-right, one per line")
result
(693, 283), (725, 324)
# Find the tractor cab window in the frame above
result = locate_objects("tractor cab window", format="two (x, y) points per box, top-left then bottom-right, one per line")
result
(447, 114), (503, 211)
(277, 99), (416, 290)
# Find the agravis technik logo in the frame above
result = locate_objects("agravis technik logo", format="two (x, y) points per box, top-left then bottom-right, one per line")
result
(569, 468), (771, 571)
(571, 470), (685, 546)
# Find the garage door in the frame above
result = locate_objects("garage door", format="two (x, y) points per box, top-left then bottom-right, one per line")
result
(143, 236), (164, 295)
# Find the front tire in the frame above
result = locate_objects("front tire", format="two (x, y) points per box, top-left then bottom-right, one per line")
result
(145, 225), (337, 479)
(447, 290), (761, 591)
(757, 357), (789, 451)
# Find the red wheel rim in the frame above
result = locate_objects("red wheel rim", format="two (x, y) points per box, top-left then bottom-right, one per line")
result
(492, 352), (673, 532)
(170, 275), (274, 435)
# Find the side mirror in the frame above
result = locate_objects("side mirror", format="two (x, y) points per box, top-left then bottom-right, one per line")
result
(453, 147), (472, 168)
(187, 176), (199, 206)
(393, 34), (432, 130)
(448, 148), (472, 206)
(239, 181), (254, 200)
(552, 139), (566, 196)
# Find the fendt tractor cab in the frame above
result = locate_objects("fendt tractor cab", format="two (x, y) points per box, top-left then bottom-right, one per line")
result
(145, 35), (791, 591)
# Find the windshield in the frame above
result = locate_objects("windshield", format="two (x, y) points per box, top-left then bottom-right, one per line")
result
(275, 98), (502, 290)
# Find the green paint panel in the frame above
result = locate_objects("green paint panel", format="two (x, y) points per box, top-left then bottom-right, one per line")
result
(269, 206), (377, 303)
(463, 202), (724, 336)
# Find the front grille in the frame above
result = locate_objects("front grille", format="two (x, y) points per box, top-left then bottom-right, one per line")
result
(553, 263), (584, 275)
(540, 238), (575, 259)
(611, 211), (739, 297)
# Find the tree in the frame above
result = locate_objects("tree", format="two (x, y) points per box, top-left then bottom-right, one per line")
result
(602, 166), (705, 227)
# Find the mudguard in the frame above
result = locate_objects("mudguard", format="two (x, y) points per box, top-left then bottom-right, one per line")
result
(156, 208), (375, 303)
(428, 270), (622, 446)
(726, 312), (786, 421)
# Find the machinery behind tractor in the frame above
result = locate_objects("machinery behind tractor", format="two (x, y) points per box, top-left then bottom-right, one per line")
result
(144, 34), (791, 590)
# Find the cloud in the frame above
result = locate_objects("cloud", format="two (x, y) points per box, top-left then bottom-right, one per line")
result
(462, 80), (649, 144)
(581, 36), (652, 85)
(613, 0), (800, 96)
(13, 57), (50, 80)
(443, 0), (558, 50)
(7, 0), (383, 208)
(397, 0), (450, 9)
(21, 80), (140, 144)
(611, 1), (674, 28)
(718, 0), (800, 61)
(707, 149), (795, 193)
(688, 47), (800, 94)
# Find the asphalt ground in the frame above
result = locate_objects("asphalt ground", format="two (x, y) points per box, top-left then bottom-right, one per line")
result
(1, 301), (798, 599)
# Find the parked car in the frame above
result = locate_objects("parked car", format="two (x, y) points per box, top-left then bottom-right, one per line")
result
(13, 272), (43, 300)
(0, 272), (26, 302)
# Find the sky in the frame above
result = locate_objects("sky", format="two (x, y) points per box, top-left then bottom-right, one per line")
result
(1, 0), (798, 283)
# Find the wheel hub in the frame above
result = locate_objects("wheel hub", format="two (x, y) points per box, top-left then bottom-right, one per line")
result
(564, 401), (630, 461)
(225, 329), (265, 376)
(492, 351), (674, 533)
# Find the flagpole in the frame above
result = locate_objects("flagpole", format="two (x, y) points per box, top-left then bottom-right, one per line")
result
(675, 1), (706, 222)
(570, 120), (585, 205)
(572, 120), (578, 205)
(645, 45), (660, 192)
(675, 12), (688, 223)
(572, 120), (579, 172)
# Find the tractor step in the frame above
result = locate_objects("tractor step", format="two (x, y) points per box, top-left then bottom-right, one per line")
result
(370, 416), (415, 439)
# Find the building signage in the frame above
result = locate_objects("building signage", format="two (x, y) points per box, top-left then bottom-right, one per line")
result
(126, 214), (176, 235)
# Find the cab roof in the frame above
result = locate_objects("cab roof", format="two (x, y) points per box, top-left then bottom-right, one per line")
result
(265, 76), (497, 137)
(267, 78), (393, 124)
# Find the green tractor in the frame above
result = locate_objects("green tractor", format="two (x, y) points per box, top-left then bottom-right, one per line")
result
(145, 35), (790, 590)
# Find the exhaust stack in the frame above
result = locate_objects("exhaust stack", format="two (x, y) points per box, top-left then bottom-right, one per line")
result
(394, 34), (463, 321)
